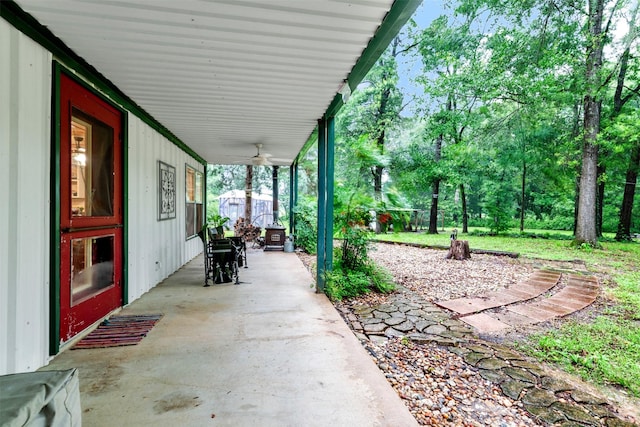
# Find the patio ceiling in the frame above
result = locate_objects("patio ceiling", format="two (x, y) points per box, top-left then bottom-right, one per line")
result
(11, 0), (420, 166)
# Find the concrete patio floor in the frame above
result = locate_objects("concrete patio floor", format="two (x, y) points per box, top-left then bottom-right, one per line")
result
(41, 248), (418, 427)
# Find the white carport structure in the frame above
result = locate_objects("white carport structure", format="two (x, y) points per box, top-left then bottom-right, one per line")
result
(1, 0), (421, 375)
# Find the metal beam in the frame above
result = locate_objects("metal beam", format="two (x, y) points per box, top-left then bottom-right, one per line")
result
(325, 117), (335, 272)
(289, 162), (298, 236)
(316, 116), (336, 293)
(272, 166), (279, 224)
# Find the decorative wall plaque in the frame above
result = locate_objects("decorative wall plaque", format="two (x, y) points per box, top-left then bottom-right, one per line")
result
(158, 161), (176, 220)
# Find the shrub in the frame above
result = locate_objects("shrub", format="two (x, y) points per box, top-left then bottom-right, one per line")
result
(323, 203), (396, 300)
(324, 190), (395, 300)
(482, 180), (515, 234)
(390, 210), (412, 232)
(378, 212), (392, 233)
(340, 223), (370, 271)
(324, 259), (395, 301)
(365, 262), (395, 294)
(524, 215), (574, 231)
(325, 267), (372, 300)
(293, 197), (317, 254)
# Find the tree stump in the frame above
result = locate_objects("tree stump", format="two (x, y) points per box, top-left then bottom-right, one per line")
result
(445, 239), (471, 260)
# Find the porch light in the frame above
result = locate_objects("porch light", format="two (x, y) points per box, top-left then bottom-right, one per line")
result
(339, 80), (351, 102)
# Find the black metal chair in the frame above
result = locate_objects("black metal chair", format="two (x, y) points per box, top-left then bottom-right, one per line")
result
(207, 227), (221, 241)
(229, 236), (247, 268)
(204, 238), (239, 286)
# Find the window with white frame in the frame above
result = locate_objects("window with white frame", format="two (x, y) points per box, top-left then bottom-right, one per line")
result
(185, 164), (204, 239)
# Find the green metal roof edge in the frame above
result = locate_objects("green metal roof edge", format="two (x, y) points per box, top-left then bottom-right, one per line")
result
(325, 0), (422, 118)
(295, 127), (319, 165)
(1, 1), (207, 166)
(295, 0), (421, 163)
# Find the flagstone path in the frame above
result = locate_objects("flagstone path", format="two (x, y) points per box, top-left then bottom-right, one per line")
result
(336, 280), (636, 426)
(435, 270), (600, 333)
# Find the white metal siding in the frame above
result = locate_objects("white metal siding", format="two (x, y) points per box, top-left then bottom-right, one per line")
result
(126, 114), (203, 302)
(0, 19), (203, 375)
(0, 19), (52, 375)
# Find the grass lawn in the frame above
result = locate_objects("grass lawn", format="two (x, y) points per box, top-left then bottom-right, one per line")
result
(374, 228), (640, 397)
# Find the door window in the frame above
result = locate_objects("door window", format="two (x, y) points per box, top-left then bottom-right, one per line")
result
(71, 235), (115, 305)
(70, 111), (114, 218)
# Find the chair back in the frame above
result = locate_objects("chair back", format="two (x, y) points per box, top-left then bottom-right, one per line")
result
(207, 227), (220, 241)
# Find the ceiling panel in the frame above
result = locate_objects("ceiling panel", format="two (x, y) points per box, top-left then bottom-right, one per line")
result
(14, 0), (407, 165)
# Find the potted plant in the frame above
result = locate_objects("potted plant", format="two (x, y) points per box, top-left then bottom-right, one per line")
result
(207, 213), (230, 238)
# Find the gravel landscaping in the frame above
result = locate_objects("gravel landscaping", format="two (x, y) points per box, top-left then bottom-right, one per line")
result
(363, 338), (540, 426)
(297, 242), (640, 426)
(367, 242), (534, 302)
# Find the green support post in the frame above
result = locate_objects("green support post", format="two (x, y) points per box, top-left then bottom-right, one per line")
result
(316, 116), (336, 292)
(316, 119), (327, 292)
(326, 117), (335, 271)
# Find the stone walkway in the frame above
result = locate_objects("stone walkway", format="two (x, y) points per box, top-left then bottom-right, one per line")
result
(435, 270), (600, 333)
(337, 290), (637, 426)
(436, 270), (562, 316)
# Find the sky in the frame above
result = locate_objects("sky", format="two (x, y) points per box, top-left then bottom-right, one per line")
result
(395, 0), (448, 114)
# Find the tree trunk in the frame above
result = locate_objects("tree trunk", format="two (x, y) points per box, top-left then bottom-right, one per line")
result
(244, 165), (253, 223)
(445, 240), (471, 260)
(611, 47), (638, 241)
(613, 47), (631, 114)
(616, 142), (640, 241)
(573, 176), (580, 236)
(429, 133), (443, 234)
(371, 43), (394, 233)
(571, 102), (582, 236)
(575, 0), (604, 247)
(373, 123), (384, 206)
(575, 134), (599, 245)
(373, 164), (384, 201)
(373, 165), (383, 233)
(429, 179), (441, 234)
(520, 161), (526, 232)
(597, 43), (635, 239)
(460, 183), (468, 233)
(596, 163), (605, 237)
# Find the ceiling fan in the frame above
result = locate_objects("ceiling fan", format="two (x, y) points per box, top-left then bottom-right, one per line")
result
(248, 143), (292, 166)
(251, 143), (272, 165)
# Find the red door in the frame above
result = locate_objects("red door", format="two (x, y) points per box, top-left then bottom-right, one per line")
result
(59, 74), (123, 342)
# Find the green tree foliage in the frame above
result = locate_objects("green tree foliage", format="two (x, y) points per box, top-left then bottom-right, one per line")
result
(389, 119), (438, 210)
(388, 0), (640, 238)
(207, 0), (639, 272)
(213, 0), (637, 304)
(207, 164), (275, 198)
(292, 196), (318, 254)
(412, 13), (485, 233)
(336, 43), (404, 209)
